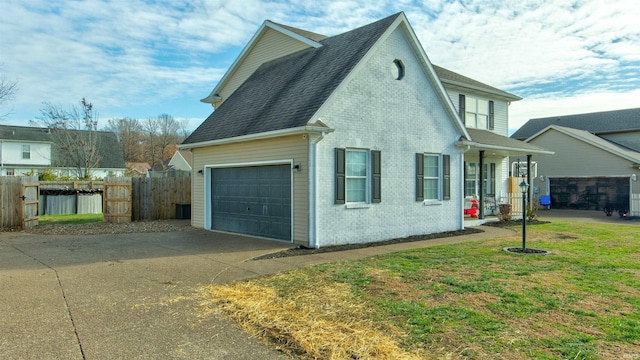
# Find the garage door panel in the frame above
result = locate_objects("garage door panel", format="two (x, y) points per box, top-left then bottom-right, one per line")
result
(211, 165), (291, 240)
(550, 177), (629, 210)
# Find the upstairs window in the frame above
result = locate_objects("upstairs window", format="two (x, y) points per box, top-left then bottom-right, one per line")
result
(22, 145), (31, 159)
(458, 95), (494, 130)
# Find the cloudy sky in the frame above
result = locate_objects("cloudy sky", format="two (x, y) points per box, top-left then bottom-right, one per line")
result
(1, 0), (638, 134)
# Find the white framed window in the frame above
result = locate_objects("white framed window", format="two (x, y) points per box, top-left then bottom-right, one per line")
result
(22, 145), (31, 159)
(335, 148), (381, 205)
(416, 153), (450, 202)
(423, 154), (440, 200)
(464, 162), (496, 197)
(465, 96), (488, 129)
(460, 95), (494, 130)
(346, 149), (368, 203)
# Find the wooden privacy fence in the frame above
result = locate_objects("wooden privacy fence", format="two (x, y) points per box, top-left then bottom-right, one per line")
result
(103, 177), (191, 222)
(0, 176), (39, 229)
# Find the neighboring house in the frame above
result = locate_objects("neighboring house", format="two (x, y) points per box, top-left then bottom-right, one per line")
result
(125, 162), (151, 177)
(181, 12), (551, 247)
(511, 108), (640, 215)
(168, 150), (192, 171)
(0, 125), (126, 178)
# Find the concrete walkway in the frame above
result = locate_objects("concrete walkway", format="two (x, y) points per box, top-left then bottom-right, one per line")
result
(0, 226), (514, 359)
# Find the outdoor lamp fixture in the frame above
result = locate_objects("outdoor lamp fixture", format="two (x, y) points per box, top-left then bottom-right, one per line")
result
(632, 174), (637, 182)
(519, 180), (529, 250)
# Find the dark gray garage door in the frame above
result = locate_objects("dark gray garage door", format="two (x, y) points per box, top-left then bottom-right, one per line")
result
(211, 165), (291, 240)
(550, 177), (629, 210)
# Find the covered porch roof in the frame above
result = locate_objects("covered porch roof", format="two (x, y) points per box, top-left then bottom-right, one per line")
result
(458, 128), (554, 157)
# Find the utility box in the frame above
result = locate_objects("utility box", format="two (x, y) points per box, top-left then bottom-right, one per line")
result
(175, 203), (191, 219)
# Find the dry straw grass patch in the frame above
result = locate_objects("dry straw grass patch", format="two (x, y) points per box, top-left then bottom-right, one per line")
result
(196, 275), (424, 360)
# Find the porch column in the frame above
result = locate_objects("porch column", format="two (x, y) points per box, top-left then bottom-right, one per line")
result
(479, 150), (485, 219)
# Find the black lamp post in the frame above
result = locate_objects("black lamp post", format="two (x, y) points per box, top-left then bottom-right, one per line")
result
(519, 180), (529, 250)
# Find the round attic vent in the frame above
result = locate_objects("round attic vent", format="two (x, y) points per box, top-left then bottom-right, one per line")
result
(391, 59), (405, 80)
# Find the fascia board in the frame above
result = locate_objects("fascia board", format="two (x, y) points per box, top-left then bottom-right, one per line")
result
(178, 125), (334, 150)
(457, 140), (555, 155)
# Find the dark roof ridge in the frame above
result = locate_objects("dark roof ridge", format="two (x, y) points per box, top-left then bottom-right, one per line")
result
(184, 13), (402, 145)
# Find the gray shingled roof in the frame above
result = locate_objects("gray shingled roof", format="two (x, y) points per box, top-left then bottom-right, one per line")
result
(0, 125), (125, 168)
(462, 128), (552, 155)
(432, 65), (522, 101)
(511, 108), (640, 140)
(183, 13), (401, 145)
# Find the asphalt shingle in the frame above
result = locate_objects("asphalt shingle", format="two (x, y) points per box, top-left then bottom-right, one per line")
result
(183, 13), (401, 145)
(511, 108), (640, 140)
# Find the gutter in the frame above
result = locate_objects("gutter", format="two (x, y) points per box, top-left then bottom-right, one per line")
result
(178, 125), (335, 150)
(456, 140), (555, 155)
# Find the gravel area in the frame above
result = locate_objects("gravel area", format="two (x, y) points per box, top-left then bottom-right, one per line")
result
(24, 219), (193, 236)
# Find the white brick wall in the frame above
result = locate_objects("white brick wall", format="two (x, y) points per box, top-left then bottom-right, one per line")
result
(313, 28), (465, 246)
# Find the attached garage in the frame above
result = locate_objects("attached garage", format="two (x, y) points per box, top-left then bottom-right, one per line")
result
(210, 164), (292, 240)
(549, 177), (630, 211)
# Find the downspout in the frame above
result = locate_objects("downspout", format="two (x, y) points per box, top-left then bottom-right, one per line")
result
(308, 132), (326, 248)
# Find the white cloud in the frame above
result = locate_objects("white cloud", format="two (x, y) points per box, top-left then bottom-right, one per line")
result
(0, 0), (638, 128)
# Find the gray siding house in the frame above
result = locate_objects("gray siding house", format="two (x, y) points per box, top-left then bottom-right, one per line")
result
(512, 108), (640, 215)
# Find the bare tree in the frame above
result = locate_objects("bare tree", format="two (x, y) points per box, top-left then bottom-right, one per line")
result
(0, 73), (18, 119)
(35, 98), (100, 179)
(143, 114), (182, 168)
(105, 117), (144, 162)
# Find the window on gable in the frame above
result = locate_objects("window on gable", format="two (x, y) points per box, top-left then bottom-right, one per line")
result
(335, 148), (381, 204)
(22, 145), (31, 160)
(416, 154), (450, 201)
(461, 95), (494, 130)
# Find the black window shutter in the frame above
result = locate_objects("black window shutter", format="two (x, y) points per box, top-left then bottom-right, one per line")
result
(488, 100), (495, 130)
(443, 154), (451, 200)
(335, 148), (345, 204)
(459, 94), (466, 122)
(416, 153), (424, 201)
(371, 150), (381, 203)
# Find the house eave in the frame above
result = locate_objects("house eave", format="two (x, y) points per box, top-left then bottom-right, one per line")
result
(200, 94), (222, 104)
(456, 140), (555, 156)
(179, 125), (335, 150)
(441, 79), (522, 101)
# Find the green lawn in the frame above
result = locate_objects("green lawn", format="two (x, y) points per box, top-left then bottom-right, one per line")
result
(198, 221), (640, 359)
(38, 213), (103, 225)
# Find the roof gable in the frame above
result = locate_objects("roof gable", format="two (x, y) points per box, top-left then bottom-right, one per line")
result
(185, 13), (402, 145)
(512, 108), (640, 140)
(201, 21), (324, 106)
(526, 125), (640, 164)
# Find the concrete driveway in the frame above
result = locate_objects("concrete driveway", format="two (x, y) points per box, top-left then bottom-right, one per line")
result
(0, 224), (519, 359)
(0, 228), (296, 359)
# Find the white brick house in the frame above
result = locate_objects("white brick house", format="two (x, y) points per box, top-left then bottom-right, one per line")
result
(181, 13), (550, 247)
